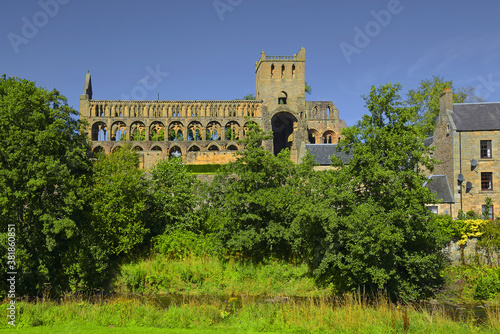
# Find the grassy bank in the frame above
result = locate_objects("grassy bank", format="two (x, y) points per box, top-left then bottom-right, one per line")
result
(114, 255), (322, 297)
(3, 293), (500, 333)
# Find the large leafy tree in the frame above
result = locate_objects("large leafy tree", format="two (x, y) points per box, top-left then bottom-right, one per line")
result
(312, 83), (445, 300)
(0, 75), (91, 295)
(204, 122), (312, 262)
(407, 75), (484, 137)
(149, 157), (199, 235)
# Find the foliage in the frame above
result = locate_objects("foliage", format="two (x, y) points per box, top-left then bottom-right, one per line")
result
(185, 164), (222, 174)
(474, 268), (500, 300)
(305, 82), (312, 94)
(479, 218), (500, 264)
(0, 75), (91, 296)
(149, 157), (199, 235)
(5, 293), (500, 333)
(455, 219), (488, 245)
(151, 128), (165, 141)
(406, 75), (484, 137)
(132, 129), (146, 141)
(239, 93), (255, 100)
(67, 147), (151, 290)
(152, 230), (218, 260)
(203, 121), (316, 262)
(316, 82), (445, 300)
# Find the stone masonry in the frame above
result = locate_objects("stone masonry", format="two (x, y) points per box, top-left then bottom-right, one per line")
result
(80, 48), (346, 167)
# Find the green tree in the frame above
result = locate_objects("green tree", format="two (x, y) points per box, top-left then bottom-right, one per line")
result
(204, 122), (310, 261)
(313, 83), (445, 300)
(149, 157), (199, 235)
(407, 75), (484, 137)
(0, 75), (91, 295)
(305, 82), (312, 95)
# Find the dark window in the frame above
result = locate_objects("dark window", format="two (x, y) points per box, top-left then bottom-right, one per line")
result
(481, 172), (493, 190)
(481, 140), (492, 158)
(482, 204), (494, 220)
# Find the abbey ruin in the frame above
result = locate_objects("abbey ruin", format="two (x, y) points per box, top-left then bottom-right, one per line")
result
(80, 48), (346, 168)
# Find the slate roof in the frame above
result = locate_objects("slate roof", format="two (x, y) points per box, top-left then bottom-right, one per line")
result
(451, 102), (500, 131)
(423, 175), (454, 203)
(305, 144), (352, 165)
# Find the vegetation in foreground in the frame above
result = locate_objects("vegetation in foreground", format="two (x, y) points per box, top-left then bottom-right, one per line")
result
(2, 293), (500, 333)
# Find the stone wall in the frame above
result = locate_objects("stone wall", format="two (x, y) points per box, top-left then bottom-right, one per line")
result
(444, 238), (499, 266)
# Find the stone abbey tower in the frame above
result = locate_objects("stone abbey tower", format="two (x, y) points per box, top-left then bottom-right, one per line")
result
(80, 48), (346, 168)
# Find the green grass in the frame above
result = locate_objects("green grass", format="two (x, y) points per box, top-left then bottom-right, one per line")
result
(115, 255), (321, 297)
(2, 294), (499, 333)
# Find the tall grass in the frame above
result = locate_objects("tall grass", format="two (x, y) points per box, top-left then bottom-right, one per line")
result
(2, 293), (499, 333)
(115, 254), (320, 297)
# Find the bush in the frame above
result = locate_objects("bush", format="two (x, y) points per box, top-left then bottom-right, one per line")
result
(152, 230), (218, 259)
(474, 268), (500, 300)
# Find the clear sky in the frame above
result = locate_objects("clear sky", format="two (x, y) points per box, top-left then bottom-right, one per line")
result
(2, 0), (500, 126)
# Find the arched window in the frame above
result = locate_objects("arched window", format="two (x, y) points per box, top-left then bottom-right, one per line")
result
(292, 64), (296, 78)
(278, 91), (287, 105)
(281, 64), (285, 78)
(326, 106), (331, 119)
(271, 64), (275, 78)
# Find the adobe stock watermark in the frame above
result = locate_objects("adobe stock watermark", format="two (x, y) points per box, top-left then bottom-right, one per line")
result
(476, 74), (500, 99)
(339, 0), (411, 64)
(213, 0), (243, 22)
(6, 224), (16, 326)
(120, 65), (170, 100)
(7, 0), (71, 54)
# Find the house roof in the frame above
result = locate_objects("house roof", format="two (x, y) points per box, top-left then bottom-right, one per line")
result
(305, 144), (351, 165)
(451, 102), (500, 131)
(423, 175), (454, 203)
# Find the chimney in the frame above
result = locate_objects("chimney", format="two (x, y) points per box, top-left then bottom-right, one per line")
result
(439, 88), (453, 113)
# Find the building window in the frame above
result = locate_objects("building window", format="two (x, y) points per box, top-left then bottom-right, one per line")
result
(481, 172), (493, 190)
(428, 206), (438, 214)
(482, 205), (494, 220)
(480, 140), (492, 158)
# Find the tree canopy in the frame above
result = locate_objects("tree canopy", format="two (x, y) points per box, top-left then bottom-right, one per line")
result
(0, 75), (91, 295)
(407, 75), (484, 137)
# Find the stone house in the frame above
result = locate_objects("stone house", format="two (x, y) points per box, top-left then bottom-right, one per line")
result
(428, 89), (500, 218)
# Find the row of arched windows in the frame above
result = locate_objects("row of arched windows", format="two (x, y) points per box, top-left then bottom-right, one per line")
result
(270, 63), (297, 79)
(308, 129), (339, 144)
(90, 102), (261, 118)
(91, 120), (255, 142)
(92, 142), (240, 158)
(309, 105), (335, 119)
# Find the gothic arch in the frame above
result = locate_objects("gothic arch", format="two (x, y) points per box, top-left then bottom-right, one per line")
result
(168, 121), (184, 141)
(208, 144), (220, 151)
(151, 146), (162, 152)
(92, 145), (105, 157)
(169, 146), (182, 158)
(130, 121), (146, 141)
(132, 145), (144, 151)
(92, 121), (108, 141)
(225, 121), (240, 140)
(187, 121), (203, 141)
(188, 145), (201, 152)
(110, 121), (127, 141)
(272, 112), (297, 155)
(206, 121), (222, 141)
(308, 129), (320, 144)
(150, 121), (165, 141)
(322, 130), (337, 144)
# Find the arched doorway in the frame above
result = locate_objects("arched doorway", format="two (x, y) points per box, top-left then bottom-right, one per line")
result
(271, 112), (297, 155)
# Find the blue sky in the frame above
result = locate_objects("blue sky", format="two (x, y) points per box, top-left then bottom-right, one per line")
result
(2, 0), (500, 126)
